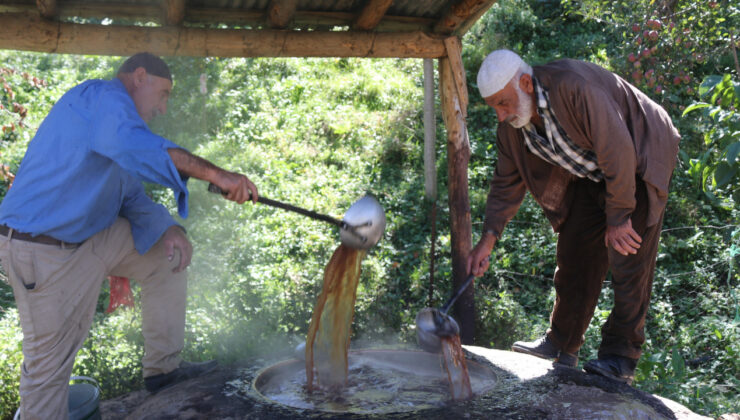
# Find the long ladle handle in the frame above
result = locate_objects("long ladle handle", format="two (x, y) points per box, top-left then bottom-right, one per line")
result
(208, 183), (345, 229)
(440, 256), (491, 314)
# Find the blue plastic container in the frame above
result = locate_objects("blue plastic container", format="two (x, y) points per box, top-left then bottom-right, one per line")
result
(14, 376), (101, 420)
(68, 376), (101, 420)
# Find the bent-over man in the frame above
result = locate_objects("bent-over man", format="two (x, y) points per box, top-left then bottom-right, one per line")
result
(0, 52), (257, 419)
(467, 49), (680, 385)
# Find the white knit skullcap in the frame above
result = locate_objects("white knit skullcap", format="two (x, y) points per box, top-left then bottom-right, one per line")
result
(477, 49), (524, 98)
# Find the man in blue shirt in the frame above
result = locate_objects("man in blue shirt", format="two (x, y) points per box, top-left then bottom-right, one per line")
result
(0, 52), (257, 419)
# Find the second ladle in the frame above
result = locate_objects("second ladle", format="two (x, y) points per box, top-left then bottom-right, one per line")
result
(416, 257), (489, 353)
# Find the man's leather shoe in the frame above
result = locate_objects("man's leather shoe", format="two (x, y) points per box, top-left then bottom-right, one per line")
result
(511, 335), (578, 367)
(583, 354), (637, 385)
(144, 360), (218, 393)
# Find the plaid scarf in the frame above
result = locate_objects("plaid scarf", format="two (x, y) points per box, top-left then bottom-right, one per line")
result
(521, 77), (604, 182)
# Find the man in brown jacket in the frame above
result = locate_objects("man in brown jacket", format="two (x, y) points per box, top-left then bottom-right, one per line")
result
(467, 49), (680, 384)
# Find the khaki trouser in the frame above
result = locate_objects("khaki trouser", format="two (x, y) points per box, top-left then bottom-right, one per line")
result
(0, 218), (186, 420)
(546, 177), (664, 361)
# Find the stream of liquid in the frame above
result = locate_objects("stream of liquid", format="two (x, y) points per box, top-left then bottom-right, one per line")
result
(305, 244), (366, 390)
(440, 334), (473, 400)
(304, 243), (474, 402)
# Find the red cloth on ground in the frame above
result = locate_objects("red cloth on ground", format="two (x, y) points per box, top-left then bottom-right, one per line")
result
(106, 276), (135, 313)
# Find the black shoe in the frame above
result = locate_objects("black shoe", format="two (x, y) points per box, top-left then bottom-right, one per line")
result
(555, 351), (579, 367)
(511, 335), (578, 367)
(583, 354), (637, 385)
(144, 360), (218, 393)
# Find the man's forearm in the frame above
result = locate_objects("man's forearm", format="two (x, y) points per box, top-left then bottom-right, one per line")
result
(168, 148), (221, 183)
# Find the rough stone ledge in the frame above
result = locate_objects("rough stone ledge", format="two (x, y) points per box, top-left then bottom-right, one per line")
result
(100, 346), (716, 419)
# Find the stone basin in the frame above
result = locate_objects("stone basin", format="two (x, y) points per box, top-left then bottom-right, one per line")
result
(253, 349), (498, 414)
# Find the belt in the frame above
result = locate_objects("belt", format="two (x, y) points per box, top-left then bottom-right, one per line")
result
(0, 225), (81, 248)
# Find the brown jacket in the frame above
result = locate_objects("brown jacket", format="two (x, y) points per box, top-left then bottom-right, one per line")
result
(482, 59), (680, 237)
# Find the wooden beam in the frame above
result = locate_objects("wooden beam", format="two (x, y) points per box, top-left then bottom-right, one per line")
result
(443, 36), (468, 118)
(438, 55), (473, 344)
(163, 0), (185, 26)
(36, 0), (56, 18)
(433, 0), (497, 36)
(353, 0), (393, 31)
(267, 0), (297, 29)
(0, 13), (447, 58)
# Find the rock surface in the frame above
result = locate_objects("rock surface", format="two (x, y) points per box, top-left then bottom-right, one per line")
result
(100, 346), (712, 419)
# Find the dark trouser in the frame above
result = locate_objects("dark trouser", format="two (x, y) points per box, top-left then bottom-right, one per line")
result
(546, 177), (664, 361)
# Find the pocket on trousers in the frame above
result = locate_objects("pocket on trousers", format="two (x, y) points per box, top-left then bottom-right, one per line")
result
(7, 246), (40, 291)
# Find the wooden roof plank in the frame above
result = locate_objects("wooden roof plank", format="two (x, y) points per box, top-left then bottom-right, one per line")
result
(0, 3), (435, 31)
(353, 0), (393, 31)
(1, 2), (163, 21)
(0, 12), (447, 58)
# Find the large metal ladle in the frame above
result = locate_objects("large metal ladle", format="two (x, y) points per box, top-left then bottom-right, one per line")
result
(208, 183), (386, 250)
(415, 257), (489, 352)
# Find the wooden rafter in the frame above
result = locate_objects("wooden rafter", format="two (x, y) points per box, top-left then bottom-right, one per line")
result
(162, 0), (185, 26)
(353, 0), (393, 31)
(0, 12), (446, 58)
(267, 0), (297, 29)
(433, 0), (496, 35)
(35, 0), (55, 18)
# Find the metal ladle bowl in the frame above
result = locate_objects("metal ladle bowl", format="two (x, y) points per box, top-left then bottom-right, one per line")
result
(415, 257), (489, 353)
(340, 195), (386, 250)
(416, 307), (460, 353)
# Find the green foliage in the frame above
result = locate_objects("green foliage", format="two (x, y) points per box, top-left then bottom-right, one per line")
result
(682, 74), (740, 206)
(73, 309), (144, 397)
(0, 310), (21, 419)
(562, 0), (739, 111)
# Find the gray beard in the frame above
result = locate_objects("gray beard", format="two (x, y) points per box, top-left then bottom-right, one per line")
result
(507, 85), (533, 128)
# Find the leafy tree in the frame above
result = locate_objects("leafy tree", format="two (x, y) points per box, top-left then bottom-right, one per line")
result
(683, 74), (740, 206)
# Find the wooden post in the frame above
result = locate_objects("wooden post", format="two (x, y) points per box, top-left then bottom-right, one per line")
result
(423, 58), (438, 307)
(423, 58), (437, 202)
(438, 47), (473, 344)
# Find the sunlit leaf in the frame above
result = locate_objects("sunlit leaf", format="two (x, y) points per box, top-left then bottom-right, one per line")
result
(682, 102), (711, 116)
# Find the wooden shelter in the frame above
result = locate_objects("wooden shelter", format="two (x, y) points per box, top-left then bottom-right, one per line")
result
(0, 0), (497, 343)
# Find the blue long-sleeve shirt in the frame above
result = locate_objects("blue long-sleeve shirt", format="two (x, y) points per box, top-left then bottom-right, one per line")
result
(0, 78), (189, 254)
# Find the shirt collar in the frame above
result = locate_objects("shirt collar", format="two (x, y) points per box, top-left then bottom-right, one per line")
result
(522, 76), (552, 133)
